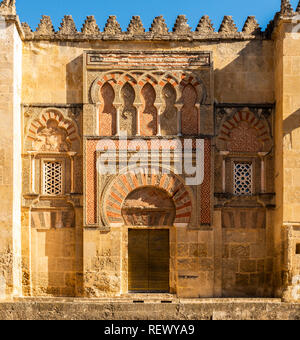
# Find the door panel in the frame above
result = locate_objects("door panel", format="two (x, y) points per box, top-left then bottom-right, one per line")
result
(128, 229), (170, 293)
(128, 229), (149, 291)
(149, 230), (170, 292)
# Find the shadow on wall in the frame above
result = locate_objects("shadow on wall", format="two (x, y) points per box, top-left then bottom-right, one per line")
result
(60, 39), (277, 298)
(64, 39), (275, 106)
(66, 54), (83, 104)
(283, 109), (300, 139)
(213, 39), (274, 104)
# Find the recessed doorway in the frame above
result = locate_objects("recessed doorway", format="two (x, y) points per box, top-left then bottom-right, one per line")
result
(128, 229), (170, 293)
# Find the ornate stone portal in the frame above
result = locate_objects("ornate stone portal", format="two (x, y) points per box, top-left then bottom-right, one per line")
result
(0, 0), (299, 303)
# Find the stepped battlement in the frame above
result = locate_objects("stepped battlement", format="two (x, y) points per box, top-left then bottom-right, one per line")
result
(20, 15), (263, 41)
(1, 0), (300, 41)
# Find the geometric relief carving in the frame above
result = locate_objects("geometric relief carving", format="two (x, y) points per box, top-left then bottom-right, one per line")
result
(217, 110), (273, 153)
(0, 165), (3, 185)
(120, 83), (137, 136)
(100, 82), (116, 136)
(31, 210), (75, 229)
(141, 83), (157, 136)
(85, 140), (98, 225)
(121, 187), (176, 226)
(201, 139), (212, 225)
(27, 110), (80, 152)
(222, 208), (266, 229)
(161, 83), (177, 135)
(228, 122), (262, 152)
(34, 120), (70, 152)
(181, 84), (198, 135)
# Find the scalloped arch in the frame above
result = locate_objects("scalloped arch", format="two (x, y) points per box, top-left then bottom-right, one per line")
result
(26, 108), (80, 151)
(217, 110), (273, 153)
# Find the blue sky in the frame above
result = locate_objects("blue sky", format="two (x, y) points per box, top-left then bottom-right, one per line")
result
(16, 0), (299, 32)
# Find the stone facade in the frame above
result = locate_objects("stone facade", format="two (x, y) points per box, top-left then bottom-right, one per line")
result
(0, 0), (299, 302)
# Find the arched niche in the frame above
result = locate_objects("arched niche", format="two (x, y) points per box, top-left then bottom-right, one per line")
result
(100, 82), (117, 136)
(181, 84), (198, 135)
(141, 83), (157, 136)
(121, 186), (176, 226)
(120, 82), (137, 136)
(161, 83), (177, 135)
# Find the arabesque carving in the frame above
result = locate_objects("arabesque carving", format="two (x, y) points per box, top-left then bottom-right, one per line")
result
(33, 120), (70, 152)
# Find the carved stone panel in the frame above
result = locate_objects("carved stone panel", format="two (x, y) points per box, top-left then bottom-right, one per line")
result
(161, 83), (177, 136)
(100, 82), (116, 136)
(181, 84), (198, 135)
(120, 83), (137, 136)
(122, 187), (176, 226)
(141, 83), (157, 136)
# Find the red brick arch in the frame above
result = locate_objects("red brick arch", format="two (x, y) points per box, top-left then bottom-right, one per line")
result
(136, 73), (158, 88)
(217, 110), (272, 153)
(96, 72), (138, 89)
(104, 169), (192, 226)
(180, 73), (207, 104)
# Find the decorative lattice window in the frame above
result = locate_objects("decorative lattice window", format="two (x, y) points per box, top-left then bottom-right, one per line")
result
(233, 162), (253, 196)
(43, 161), (63, 195)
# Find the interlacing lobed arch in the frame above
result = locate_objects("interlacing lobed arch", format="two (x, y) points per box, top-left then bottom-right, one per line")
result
(91, 70), (206, 136)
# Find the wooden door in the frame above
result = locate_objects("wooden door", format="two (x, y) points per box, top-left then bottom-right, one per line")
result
(128, 229), (170, 293)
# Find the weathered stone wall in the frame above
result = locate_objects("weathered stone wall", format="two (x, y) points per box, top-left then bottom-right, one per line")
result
(20, 37), (275, 298)
(30, 228), (79, 297)
(0, 299), (299, 320)
(0, 17), (22, 299)
(21, 40), (274, 105)
(1, 1), (300, 303)
(273, 17), (300, 301)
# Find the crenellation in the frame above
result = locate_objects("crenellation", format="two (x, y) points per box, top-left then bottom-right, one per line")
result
(0, 0), (15, 15)
(35, 15), (55, 38)
(149, 16), (169, 35)
(103, 15), (122, 35)
(17, 13), (272, 42)
(196, 16), (215, 34)
(127, 16), (145, 35)
(280, 0), (294, 16)
(81, 16), (100, 36)
(242, 16), (261, 35)
(21, 22), (33, 39)
(172, 15), (191, 35)
(219, 15), (238, 34)
(57, 15), (78, 36)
